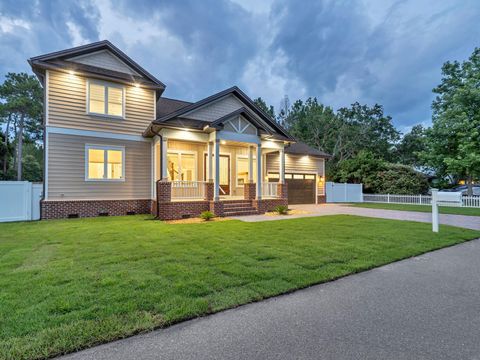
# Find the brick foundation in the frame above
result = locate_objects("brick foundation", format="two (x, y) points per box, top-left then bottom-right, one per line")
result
(317, 195), (326, 204)
(244, 182), (256, 200)
(253, 198), (288, 214)
(157, 201), (210, 220)
(41, 199), (152, 219)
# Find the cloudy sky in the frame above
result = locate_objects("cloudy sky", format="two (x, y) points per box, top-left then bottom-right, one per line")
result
(0, 0), (479, 131)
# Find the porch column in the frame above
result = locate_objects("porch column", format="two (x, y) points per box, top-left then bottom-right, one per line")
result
(161, 136), (168, 180)
(256, 144), (262, 199)
(248, 146), (254, 183)
(214, 138), (220, 201)
(207, 141), (213, 181)
(279, 148), (285, 184)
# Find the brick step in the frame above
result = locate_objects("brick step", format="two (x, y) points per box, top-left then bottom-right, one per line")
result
(221, 200), (252, 205)
(224, 210), (259, 216)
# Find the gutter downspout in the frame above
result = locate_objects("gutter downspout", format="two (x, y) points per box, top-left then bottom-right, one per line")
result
(151, 126), (163, 219)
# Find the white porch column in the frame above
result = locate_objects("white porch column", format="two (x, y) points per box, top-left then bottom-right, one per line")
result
(214, 138), (220, 201)
(207, 141), (213, 181)
(279, 148), (285, 184)
(256, 144), (262, 199)
(248, 146), (254, 183)
(161, 136), (168, 180)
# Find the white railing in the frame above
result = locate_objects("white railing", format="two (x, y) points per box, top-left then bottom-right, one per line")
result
(263, 182), (279, 198)
(363, 193), (480, 208)
(171, 181), (206, 200)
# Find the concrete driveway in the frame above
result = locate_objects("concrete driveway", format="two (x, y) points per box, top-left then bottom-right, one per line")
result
(59, 238), (480, 360)
(234, 204), (480, 231)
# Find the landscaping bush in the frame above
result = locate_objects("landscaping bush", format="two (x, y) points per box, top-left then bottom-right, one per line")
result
(274, 205), (289, 215)
(200, 211), (215, 221)
(374, 164), (429, 194)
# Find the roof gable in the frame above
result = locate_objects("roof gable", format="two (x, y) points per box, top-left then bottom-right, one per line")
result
(28, 40), (165, 91)
(68, 50), (140, 76)
(151, 86), (294, 140)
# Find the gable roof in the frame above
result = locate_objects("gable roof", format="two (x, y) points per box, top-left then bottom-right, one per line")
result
(209, 107), (271, 134)
(28, 40), (165, 93)
(148, 86), (295, 140)
(156, 97), (192, 118)
(285, 141), (331, 158)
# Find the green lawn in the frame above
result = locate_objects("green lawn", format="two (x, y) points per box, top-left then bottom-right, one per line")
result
(350, 202), (480, 216)
(0, 215), (478, 360)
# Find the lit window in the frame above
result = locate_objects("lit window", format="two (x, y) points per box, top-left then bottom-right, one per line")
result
(167, 152), (196, 181)
(237, 156), (257, 186)
(305, 174), (316, 180)
(268, 173), (279, 180)
(293, 174), (304, 179)
(88, 80), (124, 117)
(86, 146), (124, 181)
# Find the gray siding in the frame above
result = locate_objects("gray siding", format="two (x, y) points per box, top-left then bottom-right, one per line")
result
(69, 50), (140, 75)
(47, 133), (151, 200)
(183, 95), (244, 121)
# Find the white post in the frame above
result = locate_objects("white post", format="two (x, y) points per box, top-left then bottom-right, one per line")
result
(387, 193), (390, 203)
(161, 137), (168, 180)
(431, 188), (439, 233)
(207, 141), (213, 181)
(344, 182), (347, 202)
(248, 146), (254, 183)
(214, 139), (220, 201)
(419, 194), (422, 205)
(256, 144), (262, 199)
(279, 148), (285, 184)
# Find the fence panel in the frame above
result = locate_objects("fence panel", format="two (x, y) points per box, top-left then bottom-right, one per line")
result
(363, 193), (480, 208)
(326, 182), (363, 203)
(0, 181), (43, 222)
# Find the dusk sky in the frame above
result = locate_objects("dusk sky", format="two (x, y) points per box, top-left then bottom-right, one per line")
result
(1, 0), (479, 132)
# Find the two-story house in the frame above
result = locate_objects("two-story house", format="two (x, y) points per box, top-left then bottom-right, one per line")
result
(29, 40), (330, 220)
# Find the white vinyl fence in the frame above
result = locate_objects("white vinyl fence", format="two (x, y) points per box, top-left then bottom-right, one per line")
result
(363, 193), (480, 208)
(326, 182), (363, 203)
(0, 181), (43, 222)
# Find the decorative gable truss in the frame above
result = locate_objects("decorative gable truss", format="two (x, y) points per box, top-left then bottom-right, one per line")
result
(223, 116), (257, 135)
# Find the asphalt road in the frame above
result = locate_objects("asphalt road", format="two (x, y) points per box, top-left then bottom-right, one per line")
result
(60, 238), (480, 360)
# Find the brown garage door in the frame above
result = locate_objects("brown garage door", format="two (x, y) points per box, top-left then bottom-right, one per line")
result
(286, 174), (316, 204)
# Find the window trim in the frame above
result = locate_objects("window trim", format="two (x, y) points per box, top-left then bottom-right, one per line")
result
(166, 149), (198, 181)
(86, 79), (126, 119)
(236, 155), (257, 187)
(85, 144), (126, 182)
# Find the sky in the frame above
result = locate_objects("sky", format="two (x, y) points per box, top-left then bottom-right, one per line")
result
(0, 0), (479, 132)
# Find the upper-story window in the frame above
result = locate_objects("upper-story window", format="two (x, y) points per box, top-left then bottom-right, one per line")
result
(87, 80), (124, 118)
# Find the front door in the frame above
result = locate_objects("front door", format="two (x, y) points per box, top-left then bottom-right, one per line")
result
(204, 154), (230, 195)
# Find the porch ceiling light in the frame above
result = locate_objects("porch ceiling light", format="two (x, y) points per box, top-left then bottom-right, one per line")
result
(220, 140), (226, 145)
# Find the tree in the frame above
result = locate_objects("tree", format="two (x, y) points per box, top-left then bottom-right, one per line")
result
(375, 164), (429, 195)
(0, 73), (43, 180)
(253, 97), (275, 119)
(422, 48), (480, 195)
(395, 125), (427, 167)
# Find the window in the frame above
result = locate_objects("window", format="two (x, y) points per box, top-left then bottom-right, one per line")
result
(88, 80), (124, 117)
(167, 152), (196, 181)
(305, 174), (316, 180)
(237, 156), (257, 187)
(86, 145), (125, 181)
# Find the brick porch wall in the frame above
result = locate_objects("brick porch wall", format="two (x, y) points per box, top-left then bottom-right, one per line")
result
(157, 201), (210, 220)
(244, 182), (256, 200)
(318, 195), (326, 204)
(41, 199), (152, 219)
(252, 198), (288, 214)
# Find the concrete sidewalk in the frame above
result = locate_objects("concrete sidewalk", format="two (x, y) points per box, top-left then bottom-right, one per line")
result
(233, 204), (480, 230)
(59, 238), (480, 360)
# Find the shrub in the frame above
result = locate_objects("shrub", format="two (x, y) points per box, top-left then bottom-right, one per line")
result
(274, 205), (289, 215)
(374, 164), (429, 195)
(200, 211), (215, 221)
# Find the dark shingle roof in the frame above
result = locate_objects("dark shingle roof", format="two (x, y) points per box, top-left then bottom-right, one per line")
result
(156, 97), (192, 118)
(285, 142), (331, 158)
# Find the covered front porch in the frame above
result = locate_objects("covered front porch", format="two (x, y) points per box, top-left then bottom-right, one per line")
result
(152, 128), (288, 220)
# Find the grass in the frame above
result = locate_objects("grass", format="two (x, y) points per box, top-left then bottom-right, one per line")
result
(0, 215), (478, 360)
(350, 202), (480, 216)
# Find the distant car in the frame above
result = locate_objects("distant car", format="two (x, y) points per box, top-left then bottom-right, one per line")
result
(441, 185), (480, 196)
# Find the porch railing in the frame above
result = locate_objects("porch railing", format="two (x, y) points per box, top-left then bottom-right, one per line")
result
(171, 180), (206, 200)
(262, 182), (279, 198)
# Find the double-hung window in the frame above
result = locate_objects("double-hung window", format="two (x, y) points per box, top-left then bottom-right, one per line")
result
(88, 80), (124, 118)
(86, 145), (125, 181)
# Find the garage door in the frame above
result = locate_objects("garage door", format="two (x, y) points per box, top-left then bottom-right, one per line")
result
(286, 174), (316, 204)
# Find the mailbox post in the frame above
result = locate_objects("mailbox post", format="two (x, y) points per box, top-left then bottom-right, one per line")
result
(431, 189), (463, 233)
(431, 189), (439, 233)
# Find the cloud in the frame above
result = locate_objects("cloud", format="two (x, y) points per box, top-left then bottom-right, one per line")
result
(0, 0), (479, 129)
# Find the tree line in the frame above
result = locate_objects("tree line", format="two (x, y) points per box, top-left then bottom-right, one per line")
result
(0, 73), (43, 182)
(254, 47), (480, 196)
